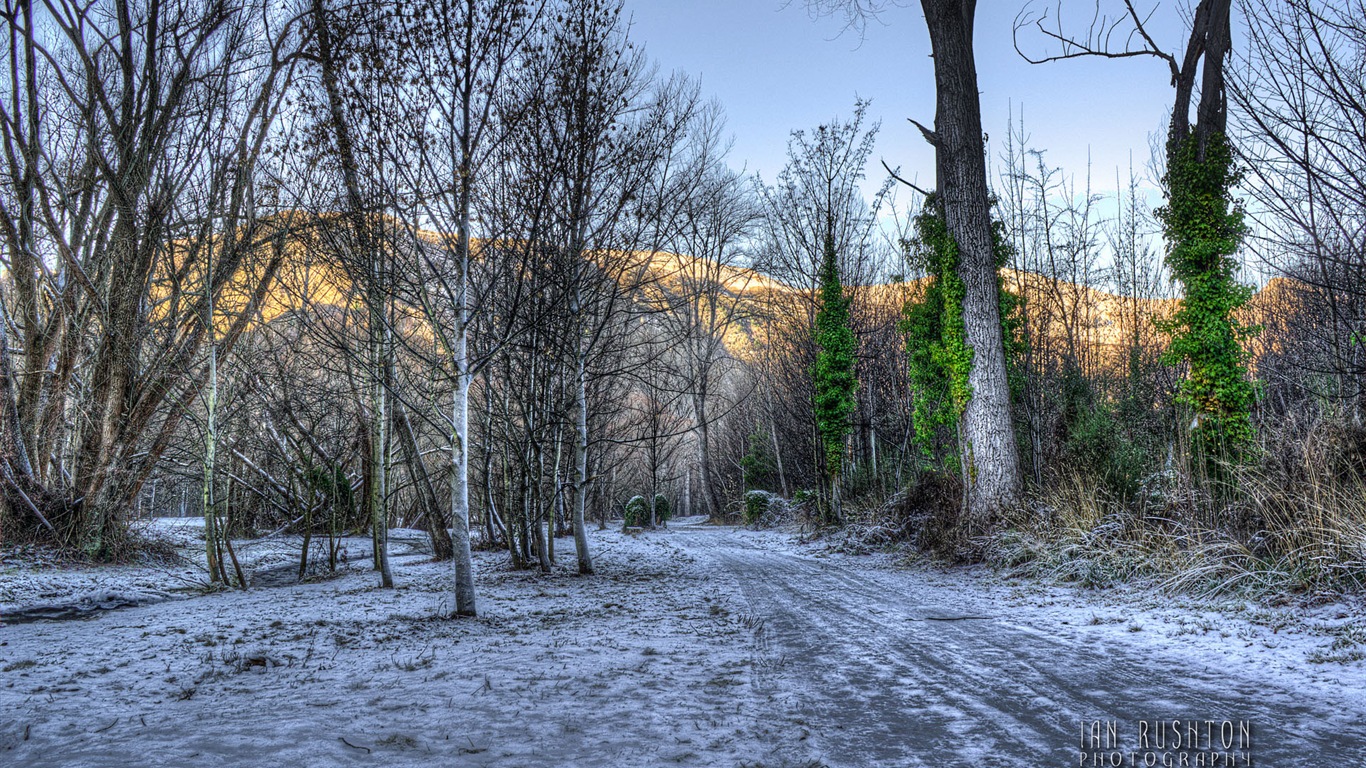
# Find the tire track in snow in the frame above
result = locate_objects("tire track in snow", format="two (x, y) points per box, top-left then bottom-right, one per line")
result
(678, 527), (1366, 767)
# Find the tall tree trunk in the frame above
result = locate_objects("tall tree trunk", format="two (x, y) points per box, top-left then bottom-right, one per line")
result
(502, 387), (524, 569)
(313, 0), (393, 586)
(532, 496), (551, 571)
(548, 427), (561, 560)
(694, 393), (721, 519)
(770, 417), (788, 499)
(0, 301), (58, 538)
(868, 384), (878, 480)
(921, 0), (1022, 523)
(683, 467), (691, 519)
(450, 373), (478, 614)
(448, 8), (480, 613)
(571, 348), (593, 574)
(532, 425), (551, 572)
(203, 247), (222, 583)
(369, 337), (393, 588)
(482, 380), (501, 548)
(14, 0), (45, 461)
(76, 214), (149, 553)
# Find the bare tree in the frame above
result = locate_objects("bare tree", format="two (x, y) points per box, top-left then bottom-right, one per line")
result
(521, 0), (700, 573)
(385, 0), (546, 613)
(645, 104), (759, 520)
(0, 0), (303, 554)
(1231, 0), (1366, 421)
(757, 101), (887, 297)
(307, 0), (400, 587)
(1014, 0), (1235, 156)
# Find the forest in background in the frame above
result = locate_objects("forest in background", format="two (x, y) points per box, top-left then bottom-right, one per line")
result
(0, 0), (1363, 610)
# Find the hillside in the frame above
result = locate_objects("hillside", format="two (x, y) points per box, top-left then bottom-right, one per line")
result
(187, 218), (1294, 375)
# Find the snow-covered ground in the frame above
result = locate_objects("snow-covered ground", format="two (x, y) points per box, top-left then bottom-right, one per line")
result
(2, 520), (1364, 766)
(1, 520), (788, 767)
(1, 518), (208, 620)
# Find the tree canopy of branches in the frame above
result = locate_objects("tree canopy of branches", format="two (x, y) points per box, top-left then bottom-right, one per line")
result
(1232, 0), (1366, 422)
(0, 0), (302, 556)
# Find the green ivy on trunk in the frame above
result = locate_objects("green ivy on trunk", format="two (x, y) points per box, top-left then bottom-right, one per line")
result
(901, 196), (1024, 473)
(1156, 132), (1258, 477)
(814, 228), (858, 522)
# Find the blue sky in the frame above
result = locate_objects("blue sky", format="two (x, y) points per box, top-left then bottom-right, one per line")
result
(627, 0), (1193, 203)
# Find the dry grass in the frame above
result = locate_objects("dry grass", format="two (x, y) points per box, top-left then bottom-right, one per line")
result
(984, 421), (1366, 599)
(828, 472), (979, 560)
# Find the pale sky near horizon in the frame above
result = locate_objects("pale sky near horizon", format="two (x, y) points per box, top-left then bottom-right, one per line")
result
(626, 0), (1194, 208)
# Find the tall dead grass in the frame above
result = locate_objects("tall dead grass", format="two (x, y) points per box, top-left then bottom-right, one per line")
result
(986, 418), (1366, 598)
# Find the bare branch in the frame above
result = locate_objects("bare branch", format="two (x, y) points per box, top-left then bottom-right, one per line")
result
(1013, 0), (1179, 83)
(908, 117), (939, 147)
(881, 159), (931, 197)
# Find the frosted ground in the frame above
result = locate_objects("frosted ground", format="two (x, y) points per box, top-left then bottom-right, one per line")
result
(2, 519), (1364, 767)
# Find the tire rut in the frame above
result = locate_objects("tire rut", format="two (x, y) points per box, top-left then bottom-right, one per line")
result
(677, 528), (1366, 767)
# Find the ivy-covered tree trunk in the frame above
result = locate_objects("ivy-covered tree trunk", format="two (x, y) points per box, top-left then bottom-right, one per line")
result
(1010, 0), (1253, 483)
(903, 197), (1024, 494)
(920, 0), (1022, 522)
(1159, 135), (1254, 475)
(1155, 0), (1255, 477)
(813, 229), (857, 524)
(902, 197), (970, 470)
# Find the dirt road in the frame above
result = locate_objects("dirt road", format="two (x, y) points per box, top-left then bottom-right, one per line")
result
(679, 526), (1366, 767)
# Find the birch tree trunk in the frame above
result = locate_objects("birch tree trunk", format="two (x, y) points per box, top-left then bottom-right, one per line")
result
(450, 369), (477, 615)
(369, 322), (394, 588)
(449, 154), (478, 615)
(203, 277), (223, 584)
(571, 342), (593, 575)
